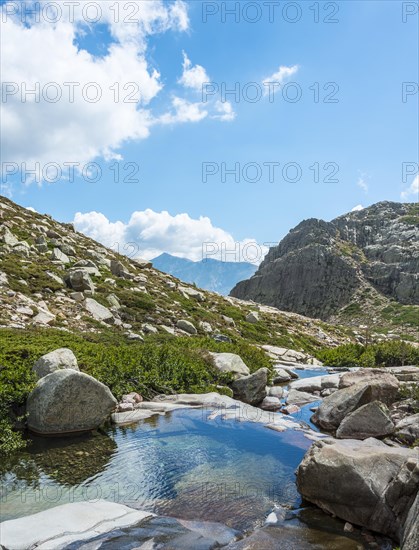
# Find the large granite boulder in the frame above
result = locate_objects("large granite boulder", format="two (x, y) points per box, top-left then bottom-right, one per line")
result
(230, 368), (268, 405)
(336, 401), (395, 440)
(33, 348), (79, 380)
(312, 380), (399, 431)
(296, 438), (419, 541)
(27, 369), (117, 434)
(209, 352), (250, 378)
(339, 369), (399, 391)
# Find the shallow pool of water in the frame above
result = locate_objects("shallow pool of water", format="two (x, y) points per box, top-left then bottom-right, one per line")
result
(1, 408), (312, 531)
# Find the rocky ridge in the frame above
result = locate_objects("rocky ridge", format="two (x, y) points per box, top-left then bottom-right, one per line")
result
(0, 196), (350, 349)
(231, 202), (419, 335)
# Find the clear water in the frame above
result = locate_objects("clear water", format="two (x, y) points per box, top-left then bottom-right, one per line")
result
(0, 409), (312, 531)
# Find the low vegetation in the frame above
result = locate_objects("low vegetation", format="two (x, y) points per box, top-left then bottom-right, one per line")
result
(317, 341), (419, 369)
(0, 327), (272, 455)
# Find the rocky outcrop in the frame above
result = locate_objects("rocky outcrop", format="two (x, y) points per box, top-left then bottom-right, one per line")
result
(33, 348), (79, 379)
(230, 367), (268, 405)
(231, 202), (419, 320)
(296, 438), (419, 542)
(27, 369), (117, 434)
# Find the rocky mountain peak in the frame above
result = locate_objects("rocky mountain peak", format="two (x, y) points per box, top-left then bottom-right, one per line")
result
(231, 202), (418, 331)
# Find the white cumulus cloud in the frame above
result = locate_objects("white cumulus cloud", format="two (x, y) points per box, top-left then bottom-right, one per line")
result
(401, 175), (419, 201)
(178, 51), (210, 92)
(74, 209), (267, 264)
(262, 64), (299, 93)
(1, 0), (189, 180)
(351, 204), (364, 212)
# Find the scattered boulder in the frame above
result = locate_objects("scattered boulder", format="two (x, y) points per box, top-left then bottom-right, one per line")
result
(65, 269), (95, 293)
(297, 438), (419, 542)
(282, 404), (300, 415)
(287, 389), (319, 406)
(176, 319), (197, 335)
(209, 352), (250, 378)
(230, 367), (268, 405)
(0, 226), (19, 246)
(142, 323), (158, 334)
(27, 369), (117, 434)
(72, 260), (100, 276)
(107, 294), (121, 309)
(70, 291), (84, 302)
(51, 247), (70, 263)
(46, 271), (64, 286)
(272, 367), (292, 383)
(336, 401), (395, 440)
(313, 380), (400, 431)
(245, 311), (259, 323)
(0, 271), (8, 286)
(13, 241), (30, 256)
(267, 386), (283, 398)
(132, 257), (152, 269)
(84, 298), (114, 324)
(179, 286), (205, 302)
(33, 348), (79, 380)
(200, 321), (213, 333)
(32, 310), (55, 325)
(261, 396), (281, 411)
(110, 260), (132, 279)
(212, 334), (232, 343)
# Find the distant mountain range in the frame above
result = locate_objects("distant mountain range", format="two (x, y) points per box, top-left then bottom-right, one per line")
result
(152, 253), (257, 295)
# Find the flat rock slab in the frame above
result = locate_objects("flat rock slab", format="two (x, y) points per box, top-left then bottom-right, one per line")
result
(0, 500), (153, 550)
(111, 409), (160, 425)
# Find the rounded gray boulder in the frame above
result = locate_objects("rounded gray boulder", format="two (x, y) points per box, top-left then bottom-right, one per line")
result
(27, 369), (117, 434)
(33, 348), (79, 380)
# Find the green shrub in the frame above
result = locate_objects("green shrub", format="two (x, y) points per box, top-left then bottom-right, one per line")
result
(0, 328), (272, 454)
(317, 341), (419, 368)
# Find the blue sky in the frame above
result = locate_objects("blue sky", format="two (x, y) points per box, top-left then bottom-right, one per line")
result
(1, 1), (418, 261)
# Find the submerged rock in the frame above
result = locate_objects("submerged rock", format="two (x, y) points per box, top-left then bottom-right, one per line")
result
(27, 369), (117, 434)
